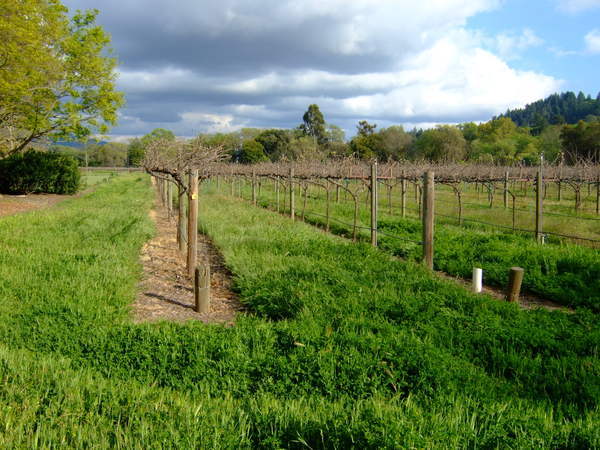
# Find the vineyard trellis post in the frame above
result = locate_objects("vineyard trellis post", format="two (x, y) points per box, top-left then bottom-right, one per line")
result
(187, 169), (199, 277)
(252, 169), (257, 205)
(535, 168), (544, 244)
(506, 267), (524, 303)
(370, 162), (378, 247)
(596, 175), (599, 215)
(167, 179), (173, 219)
(194, 264), (210, 314)
(401, 174), (407, 218)
(289, 167), (295, 221)
(422, 171), (435, 270)
(503, 171), (509, 209)
(177, 179), (187, 254)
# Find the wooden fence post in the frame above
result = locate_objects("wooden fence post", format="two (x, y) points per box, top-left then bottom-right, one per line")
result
(177, 180), (186, 254)
(252, 169), (257, 205)
(422, 171), (435, 270)
(275, 178), (280, 212)
(370, 162), (378, 247)
(167, 179), (173, 219)
(535, 168), (543, 244)
(596, 176), (599, 215)
(503, 171), (509, 209)
(187, 170), (199, 277)
(401, 176), (407, 218)
(194, 264), (210, 314)
(289, 167), (295, 221)
(506, 267), (524, 303)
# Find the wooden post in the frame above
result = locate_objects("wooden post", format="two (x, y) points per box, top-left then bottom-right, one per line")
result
(163, 179), (168, 206)
(326, 188), (331, 232)
(194, 264), (210, 314)
(252, 170), (257, 205)
(187, 170), (199, 277)
(275, 178), (280, 212)
(503, 171), (508, 209)
(596, 175), (600, 215)
(535, 168), (543, 244)
(401, 177), (407, 218)
(167, 179), (173, 219)
(506, 267), (524, 303)
(289, 167), (295, 221)
(177, 181), (186, 254)
(370, 162), (378, 247)
(422, 171), (435, 270)
(159, 179), (165, 205)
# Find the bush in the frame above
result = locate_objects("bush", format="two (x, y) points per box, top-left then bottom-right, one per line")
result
(0, 150), (80, 194)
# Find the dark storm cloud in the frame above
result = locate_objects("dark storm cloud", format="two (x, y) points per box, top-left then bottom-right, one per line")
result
(62, 0), (559, 137)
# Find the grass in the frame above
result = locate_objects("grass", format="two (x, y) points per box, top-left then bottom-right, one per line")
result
(80, 170), (123, 187)
(0, 174), (598, 447)
(224, 178), (600, 311)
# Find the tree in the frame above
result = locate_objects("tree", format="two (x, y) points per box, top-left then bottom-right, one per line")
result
(255, 129), (291, 161)
(356, 120), (377, 136)
(239, 140), (267, 164)
(325, 124), (345, 143)
(0, 2), (124, 157)
(133, 129), (176, 165)
(414, 125), (467, 162)
(299, 104), (327, 145)
(127, 138), (145, 166)
(378, 126), (413, 160)
(87, 142), (128, 166)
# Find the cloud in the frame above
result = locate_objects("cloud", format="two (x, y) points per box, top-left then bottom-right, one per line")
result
(556, 0), (600, 13)
(585, 29), (600, 53)
(494, 28), (544, 60)
(63, 0), (558, 137)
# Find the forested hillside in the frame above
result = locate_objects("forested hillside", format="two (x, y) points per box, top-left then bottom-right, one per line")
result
(498, 91), (600, 130)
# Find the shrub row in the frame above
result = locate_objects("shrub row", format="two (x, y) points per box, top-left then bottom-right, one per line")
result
(0, 150), (80, 194)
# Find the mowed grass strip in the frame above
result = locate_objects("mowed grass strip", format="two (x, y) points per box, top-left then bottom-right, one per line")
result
(227, 180), (600, 311)
(0, 176), (597, 447)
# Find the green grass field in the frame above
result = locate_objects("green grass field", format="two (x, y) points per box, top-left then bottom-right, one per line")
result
(80, 169), (123, 187)
(0, 174), (598, 447)
(218, 178), (600, 311)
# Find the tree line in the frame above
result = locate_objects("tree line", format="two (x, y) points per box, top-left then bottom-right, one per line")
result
(122, 103), (600, 167)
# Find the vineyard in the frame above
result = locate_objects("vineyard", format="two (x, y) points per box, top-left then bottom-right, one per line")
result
(0, 168), (598, 447)
(187, 161), (599, 311)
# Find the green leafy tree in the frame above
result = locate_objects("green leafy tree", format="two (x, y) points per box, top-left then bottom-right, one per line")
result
(87, 142), (128, 166)
(0, 2), (124, 156)
(356, 120), (377, 136)
(378, 126), (413, 161)
(300, 104), (327, 145)
(134, 128), (176, 164)
(561, 121), (600, 163)
(325, 124), (345, 143)
(239, 140), (267, 164)
(127, 138), (145, 166)
(255, 129), (291, 161)
(414, 125), (467, 162)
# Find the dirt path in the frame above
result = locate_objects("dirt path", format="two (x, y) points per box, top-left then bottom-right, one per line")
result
(436, 272), (572, 312)
(0, 194), (70, 218)
(132, 198), (244, 324)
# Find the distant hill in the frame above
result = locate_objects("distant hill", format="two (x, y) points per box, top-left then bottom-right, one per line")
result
(50, 139), (108, 149)
(496, 91), (600, 127)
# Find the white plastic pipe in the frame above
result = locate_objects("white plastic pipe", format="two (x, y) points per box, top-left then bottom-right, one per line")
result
(472, 268), (483, 293)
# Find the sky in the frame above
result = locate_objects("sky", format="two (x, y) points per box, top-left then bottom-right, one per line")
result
(63, 0), (600, 140)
